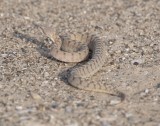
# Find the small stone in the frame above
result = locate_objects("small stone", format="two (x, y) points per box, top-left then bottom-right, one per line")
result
(51, 101), (58, 109)
(153, 96), (158, 101)
(109, 98), (121, 105)
(140, 89), (149, 96)
(44, 72), (49, 77)
(0, 13), (4, 17)
(16, 106), (23, 110)
(1, 53), (8, 57)
(83, 11), (86, 14)
(125, 113), (133, 118)
(65, 106), (73, 113)
(144, 89), (149, 94)
(131, 59), (144, 65)
(31, 93), (42, 101)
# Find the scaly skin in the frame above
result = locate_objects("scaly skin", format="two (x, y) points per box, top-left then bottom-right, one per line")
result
(39, 26), (125, 101)
(68, 35), (125, 100)
(40, 26), (89, 62)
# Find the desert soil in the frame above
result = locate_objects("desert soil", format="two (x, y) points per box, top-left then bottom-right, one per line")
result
(0, 0), (160, 126)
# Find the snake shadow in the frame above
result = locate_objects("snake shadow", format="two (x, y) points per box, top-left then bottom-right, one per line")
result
(13, 31), (61, 61)
(13, 31), (73, 85)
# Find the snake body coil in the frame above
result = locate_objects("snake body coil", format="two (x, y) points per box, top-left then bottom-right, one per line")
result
(40, 26), (125, 101)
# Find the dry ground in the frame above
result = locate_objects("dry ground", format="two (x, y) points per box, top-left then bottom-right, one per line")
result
(0, 0), (160, 126)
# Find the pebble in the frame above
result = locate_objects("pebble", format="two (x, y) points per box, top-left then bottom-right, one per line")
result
(30, 93), (42, 101)
(144, 89), (149, 94)
(125, 113), (133, 118)
(15, 106), (23, 110)
(1, 53), (8, 57)
(140, 89), (149, 97)
(131, 59), (144, 65)
(44, 72), (49, 77)
(65, 106), (73, 113)
(109, 99), (121, 105)
(51, 101), (58, 109)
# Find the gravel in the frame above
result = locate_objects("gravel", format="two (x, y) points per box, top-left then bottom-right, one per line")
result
(0, 0), (160, 126)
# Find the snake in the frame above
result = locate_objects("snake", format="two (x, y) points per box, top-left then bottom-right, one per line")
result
(39, 25), (125, 101)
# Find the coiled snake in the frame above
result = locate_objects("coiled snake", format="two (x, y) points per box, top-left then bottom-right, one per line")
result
(39, 26), (125, 101)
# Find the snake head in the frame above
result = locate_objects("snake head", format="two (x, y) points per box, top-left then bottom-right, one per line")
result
(38, 25), (62, 49)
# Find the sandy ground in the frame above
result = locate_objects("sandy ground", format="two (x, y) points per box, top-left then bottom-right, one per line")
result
(0, 0), (160, 126)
